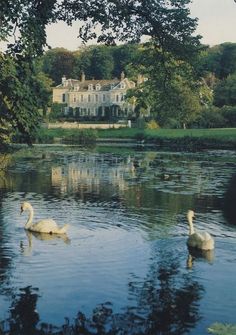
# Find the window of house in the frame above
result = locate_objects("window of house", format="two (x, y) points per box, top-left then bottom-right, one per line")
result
(81, 94), (84, 102)
(116, 95), (119, 102)
(103, 94), (106, 102)
(62, 93), (66, 103)
(88, 94), (91, 102)
(120, 82), (126, 89)
(95, 94), (99, 102)
(88, 84), (93, 91)
(96, 84), (101, 90)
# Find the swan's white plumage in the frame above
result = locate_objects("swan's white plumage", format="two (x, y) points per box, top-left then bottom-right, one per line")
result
(187, 210), (214, 251)
(21, 202), (69, 234)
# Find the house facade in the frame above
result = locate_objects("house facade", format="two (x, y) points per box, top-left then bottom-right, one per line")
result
(52, 72), (136, 121)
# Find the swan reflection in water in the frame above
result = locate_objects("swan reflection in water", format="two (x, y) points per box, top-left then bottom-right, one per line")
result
(20, 230), (70, 256)
(187, 248), (214, 269)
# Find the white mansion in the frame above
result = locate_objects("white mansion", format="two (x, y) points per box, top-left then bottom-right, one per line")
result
(52, 72), (138, 120)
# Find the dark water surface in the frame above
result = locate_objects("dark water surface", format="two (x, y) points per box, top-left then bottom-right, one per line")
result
(0, 146), (236, 334)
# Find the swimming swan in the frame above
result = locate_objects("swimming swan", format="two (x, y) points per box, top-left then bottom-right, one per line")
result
(20, 202), (69, 234)
(187, 210), (214, 250)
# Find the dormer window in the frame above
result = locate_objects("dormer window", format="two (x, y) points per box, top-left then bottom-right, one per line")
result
(120, 82), (126, 89)
(88, 84), (93, 91)
(96, 83), (101, 91)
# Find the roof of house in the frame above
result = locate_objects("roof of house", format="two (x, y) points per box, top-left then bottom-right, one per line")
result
(55, 77), (135, 92)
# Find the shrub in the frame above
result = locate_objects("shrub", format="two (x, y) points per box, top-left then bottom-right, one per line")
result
(48, 103), (66, 121)
(221, 106), (236, 127)
(193, 107), (226, 128)
(164, 118), (182, 129)
(145, 119), (160, 129)
(64, 129), (98, 144)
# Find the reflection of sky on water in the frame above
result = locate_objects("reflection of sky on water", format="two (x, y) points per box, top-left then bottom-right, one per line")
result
(0, 147), (236, 334)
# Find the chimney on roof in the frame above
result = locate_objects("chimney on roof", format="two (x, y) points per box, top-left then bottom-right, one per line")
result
(62, 75), (66, 86)
(81, 71), (85, 82)
(120, 71), (125, 80)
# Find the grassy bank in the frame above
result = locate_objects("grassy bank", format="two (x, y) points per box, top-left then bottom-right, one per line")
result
(33, 127), (236, 149)
(35, 127), (98, 145)
(97, 127), (236, 139)
(97, 128), (236, 148)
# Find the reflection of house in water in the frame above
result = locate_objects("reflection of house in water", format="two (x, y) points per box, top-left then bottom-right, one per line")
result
(51, 155), (135, 196)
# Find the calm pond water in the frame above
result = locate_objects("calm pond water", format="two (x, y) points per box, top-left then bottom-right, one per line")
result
(0, 145), (236, 335)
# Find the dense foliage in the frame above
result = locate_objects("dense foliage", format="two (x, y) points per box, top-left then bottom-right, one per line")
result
(0, 0), (201, 145)
(1, 0), (236, 146)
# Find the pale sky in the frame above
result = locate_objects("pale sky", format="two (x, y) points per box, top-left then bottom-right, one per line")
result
(189, 0), (236, 46)
(1, 0), (236, 52)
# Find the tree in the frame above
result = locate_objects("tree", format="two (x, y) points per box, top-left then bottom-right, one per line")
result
(155, 74), (202, 127)
(71, 44), (139, 80)
(213, 73), (236, 107)
(196, 43), (236, 80)
(58, 0), (201, 59)
(125, 43), (203, 127)
(41, 48), (76, 85)
(0, 54), (52, 145)
(0, 0), (57, 57)
(0, 55), (40, 145)
(112, 44), (140, 78)
(218, 43), (236, 79)
(0, 0), (201, 145)
(76, 45), (115, 79)
(0, 0), (57, 145)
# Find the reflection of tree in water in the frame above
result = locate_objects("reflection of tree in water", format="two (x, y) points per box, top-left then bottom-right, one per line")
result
(75, 249), (202, 335)
(223, 173), (236, 225)
(1, 286), (60, 335)
(7, 286), (40, 335)
(122, 248), (203, 335)
(0, 154), (14, 290)
(1, 249), (203, 335)
(75, 252), (203, 335)
(0, 206), (12, 286)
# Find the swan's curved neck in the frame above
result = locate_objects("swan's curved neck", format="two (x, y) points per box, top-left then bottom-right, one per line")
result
(188, 216), (195, 235)
(25, 205), (34, 229)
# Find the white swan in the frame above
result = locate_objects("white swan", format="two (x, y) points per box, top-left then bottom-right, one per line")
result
(187, 210), (214, 250)
(20, 202), (69, 234)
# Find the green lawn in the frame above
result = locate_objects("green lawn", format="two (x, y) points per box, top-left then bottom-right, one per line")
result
(34, 127), (236, 148)
(97, 127), (236, 141)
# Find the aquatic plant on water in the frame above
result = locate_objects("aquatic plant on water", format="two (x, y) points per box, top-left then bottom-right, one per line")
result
(208, 323), (236, 335)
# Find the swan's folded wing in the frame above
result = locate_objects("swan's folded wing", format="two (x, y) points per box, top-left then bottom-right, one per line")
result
(201, 231), (212, 241)
(31, 219), (58, 233)
(187, 232), (204, 248)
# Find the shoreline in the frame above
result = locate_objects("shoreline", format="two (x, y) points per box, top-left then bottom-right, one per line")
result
(8, 137), (236, 151)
